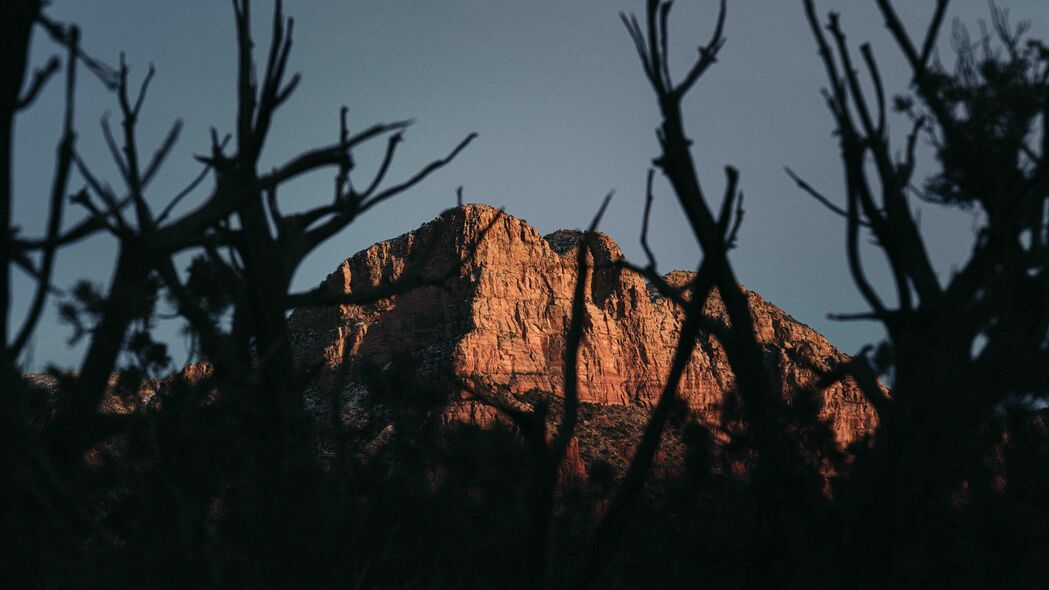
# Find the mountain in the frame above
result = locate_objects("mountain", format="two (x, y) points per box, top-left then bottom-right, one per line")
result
(287, 204), (878, 475)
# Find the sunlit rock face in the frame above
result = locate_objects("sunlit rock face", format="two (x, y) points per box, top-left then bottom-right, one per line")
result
(287, 203), (877, 449)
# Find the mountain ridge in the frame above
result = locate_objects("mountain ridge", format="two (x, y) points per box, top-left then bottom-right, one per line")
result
(287, 203), (878, 455)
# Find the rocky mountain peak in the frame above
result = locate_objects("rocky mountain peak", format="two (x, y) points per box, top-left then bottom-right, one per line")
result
(287, 204), (877, 461)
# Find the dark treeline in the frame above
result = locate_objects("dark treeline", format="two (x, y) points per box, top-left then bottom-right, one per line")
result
(1, 1), (1047, 588)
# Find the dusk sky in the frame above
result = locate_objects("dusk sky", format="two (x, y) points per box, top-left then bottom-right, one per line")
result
(13, 1), (1049, 370)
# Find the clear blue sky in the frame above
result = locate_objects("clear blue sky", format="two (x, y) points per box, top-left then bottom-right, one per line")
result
(12, 1), (1049, 370)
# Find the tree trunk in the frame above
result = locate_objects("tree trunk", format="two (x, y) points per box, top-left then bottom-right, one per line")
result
(51, 241), (150, 458)
(0, 1), (40, 365)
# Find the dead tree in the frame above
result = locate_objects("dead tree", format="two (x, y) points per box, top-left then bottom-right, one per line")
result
(0, 1), (40, 373)
(20, 1), (474, 468)
(797, 0), (1049, 585)
(0, 2), (117, 375)
(578, 2), (832, 583)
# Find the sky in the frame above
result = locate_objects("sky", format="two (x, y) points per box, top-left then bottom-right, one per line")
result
(12, 0), (1049, 370)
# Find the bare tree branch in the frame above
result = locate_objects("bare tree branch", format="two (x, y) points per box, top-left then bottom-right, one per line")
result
(297, 132), (476, 256)
(528, 192), (612, 587)
(72, 152), (130, 233)
(36, 15), (118, 89)
(15, 55), (60, 110)
(12, 29), (79, 357)
(357, 132), (477, 214)
(620, 12), (656, 90)
(115, 55), (157, 230)
(141, 120), (182, 188)
(674, 0), (727, 97)
(639, 168), (658, 269)
(716, 165), (740, 238)
(155, 158), (212, 226)
(785, 166), (866, 225)
(357, 131), (402, 200)
(860, 44), (887, 136)
(581, 264), (713, 586)
(256, 120), (411, 191)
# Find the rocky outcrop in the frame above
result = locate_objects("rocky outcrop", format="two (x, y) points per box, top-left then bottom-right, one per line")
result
(288, 204), (877, 451)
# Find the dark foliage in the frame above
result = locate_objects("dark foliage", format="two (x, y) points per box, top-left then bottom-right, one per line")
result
(1, 1), (1048, 589)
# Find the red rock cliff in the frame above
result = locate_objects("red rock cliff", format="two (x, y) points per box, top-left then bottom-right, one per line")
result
(287, 204), (877, 448)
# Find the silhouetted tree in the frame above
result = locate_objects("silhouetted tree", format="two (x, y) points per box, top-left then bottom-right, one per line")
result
(793, 1), (1049, 586)
(2, 0), (475, 585)
(583, 1), (1049, 587)
(580, 3), (834, 586)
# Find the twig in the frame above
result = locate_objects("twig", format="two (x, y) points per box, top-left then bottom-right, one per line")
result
(640, 168), (658, 269)
(785, 166), (868, 225)
(13, 30), (79, 356)
(16, 56), (61, 110)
